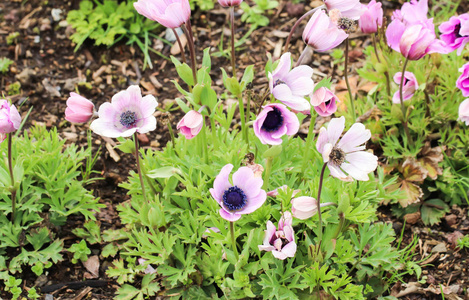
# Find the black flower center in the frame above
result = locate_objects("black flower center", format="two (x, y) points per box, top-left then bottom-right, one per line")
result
(454, 23), (462, 39)
(273, 79), (286, 88)
(223, 186), (247, 212)
(261, 107), (284, 132)
(329, 147), (346, 166)
(120, 110), (138, 128)
(337, 17), (356, 33)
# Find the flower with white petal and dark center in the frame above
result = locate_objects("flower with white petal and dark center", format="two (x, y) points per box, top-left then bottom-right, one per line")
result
(210, 164), (267, 222)
(316, 116), (378, 181)
(254, 104), (299, 145)
(90, 85), (158, 138)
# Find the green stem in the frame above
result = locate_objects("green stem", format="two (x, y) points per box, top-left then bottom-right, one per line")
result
(134, 133), (147, 202)
(167, 122), (176, 148)
(200, 120), (208, 164)
(398, 57), (412, 146)
(372, 34), (391, 98)
(237, 94), (248, 144)
(262, 156), (273, 190)
(316, 163), (328, 245)
(230, 7), (236, 78)
(344, 38), (356, 121)
(301, 112), (317, 178)
(8, 133), (16, 222)
(210, 116), (218, 149)
(230, 221), (239, 261)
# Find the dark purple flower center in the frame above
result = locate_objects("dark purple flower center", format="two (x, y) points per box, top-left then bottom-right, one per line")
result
(273, 79), (286, 88)
(337, 18), (355, 33)
(454, 23), (462, 39)
(269, 232), (289, 248)
(120, 110), (138, 128)
(261, 107), (284, 132)
(329, 147), (346, 166)
(223, 186), (247, 212)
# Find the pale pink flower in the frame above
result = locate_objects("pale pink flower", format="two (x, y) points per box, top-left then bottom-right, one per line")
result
(268, 53), (314, 111)
(392, 71), (418, 104)
(138, 258), (156, 274)
(254, 104), (299, 145)
(303, 9), (348, 52)
(439, 14), (469, 55)
(134, 0), (191, 29)
(392, 0), (430, 27)
(358, 0), (383, 34)
(310, 87), (338, 116)
(456, 62), (469, 97)
(65, 93), (95, 123)
(0, 133), (5, 144)
(459, 99), (469, 125)
(90, 85), (158, 138)
(209, 164), (266, 222)
(291, 196), (318, 220)
(324, 0), (364, 20)
(316, 116), (377, 181)
(258, 212), (297, 260)
(177, 110), (203, 139)
(218, 0), (242, 7)
(0, 99), (21, 134)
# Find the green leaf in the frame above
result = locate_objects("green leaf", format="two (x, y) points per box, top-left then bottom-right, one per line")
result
(116, 137), (135, 154)
(420, 199), (450, 225)
(146, 167), (181, 179)
(171, 56), (194, 86)
(202, 47), (211, 71)
(221, 68), (241, 96)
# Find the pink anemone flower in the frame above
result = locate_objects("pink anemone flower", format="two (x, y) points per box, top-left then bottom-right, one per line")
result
(310, 87), (338, 116)
(65, 93), (95, 124)
(303, 9), (348, 52)
(459, 99), (469, 125)
(210, 164), (266, 222)
(258, 211), (297, 260)
(457, 62), (469, 97)
(392, 71), (419, 104)
(358, 0), (383, 34)
(268, 52), (314, 112)
(134, 0), (191, 29)
(0, 99), (21, 134)
(324, 0), (364, 20)
(177, 110), (203, 139)
(253, 103), (299, 145)
(439, 14), (469, 55)
(316, 116), (378, 181)
(90, 85), (158, 138)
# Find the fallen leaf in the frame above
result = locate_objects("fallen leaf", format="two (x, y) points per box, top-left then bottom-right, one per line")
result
(83, 255), (100, 278)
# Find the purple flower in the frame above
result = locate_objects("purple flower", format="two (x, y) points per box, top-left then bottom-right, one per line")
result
(177, 110), (203, 139)
(218, 0), (242, 7)
(210, 164), (266, 222)
(310, 87), (338, 116)
(303, 9), (348, 52)
(457, 62), (469, 97)
(268, 53), (314, 111)
(358, 0), (382, 34)
(392, 71), (418, 104)
(459, 99), (469, 125)
(316, 116), (378, 181)
(253, 104), (299, 145)
(65, 93), (95, 124)
(0, 99), (21, 134)
(90, 85), (158, 138)
(324, 0), (364, 20)
(258, 211), (297, 260)
(134, 0), (191, 29)
(439, 14), (469, 55)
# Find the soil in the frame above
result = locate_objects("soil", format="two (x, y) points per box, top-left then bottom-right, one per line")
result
(0, 0), (468, 299)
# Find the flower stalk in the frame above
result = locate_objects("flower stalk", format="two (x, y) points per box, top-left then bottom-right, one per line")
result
(372, 33), (391, 97)
(134, 133), (147, 202)
(182, 21), (198, 86)
(399, 57), (412, 146)
(316, 163), (328, 243)
(262, 156), (273, 190)
(167, 121), (176, 148)
(301, 112), (316, 178)
(230, 7), (236, 77)
(172, 28), (187, 64)
(230, 221), (239, 260)
(344, 38), (356, 121)
(8, 133), (16, 222)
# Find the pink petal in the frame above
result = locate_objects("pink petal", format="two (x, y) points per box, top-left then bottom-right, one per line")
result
(211, 164), (234, 202)
(337, 123), (371, 153)
(219, 208), (241, 221)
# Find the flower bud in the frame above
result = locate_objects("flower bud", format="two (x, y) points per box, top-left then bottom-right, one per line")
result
(291, 196), (318, 220)
(0, 99), (21, 134)
(358, 0), (383, 34)
(177, 110), (203, 139)
(65, 93), (95, 124)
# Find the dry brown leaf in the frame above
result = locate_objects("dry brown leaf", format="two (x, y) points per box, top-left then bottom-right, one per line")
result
(83, 255), (100, 278)
(417, 143), (445, 180)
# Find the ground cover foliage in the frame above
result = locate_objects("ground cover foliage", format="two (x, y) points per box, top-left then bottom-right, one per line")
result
(0, 0), (468, 299)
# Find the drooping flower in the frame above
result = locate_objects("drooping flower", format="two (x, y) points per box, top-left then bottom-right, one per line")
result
(310, 87), (338, 116)
(439, 14), (469, 55)
(268, 53), (314, 111)
(65, 92), (95, 124)
(459, 99), (469, 125)
(323, 0), (364, 20)
(254, 103), (299, 145)
(456, 63), (469, 97)
(218, 0), (242, 7)
(303, 9), (348, 52)
(392, 71), (419, 104)
(291, 196), (318, 220)
(210, 164), (266, 222)
(258, 211), (297, 260)
(177, 110), (203, 139)
(0, 99), (21, 134)
(90, 85), (158, 138)
(134, 0), (191, 29)
(316, 116), (378, 181)
(358, 0), (383, 34)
